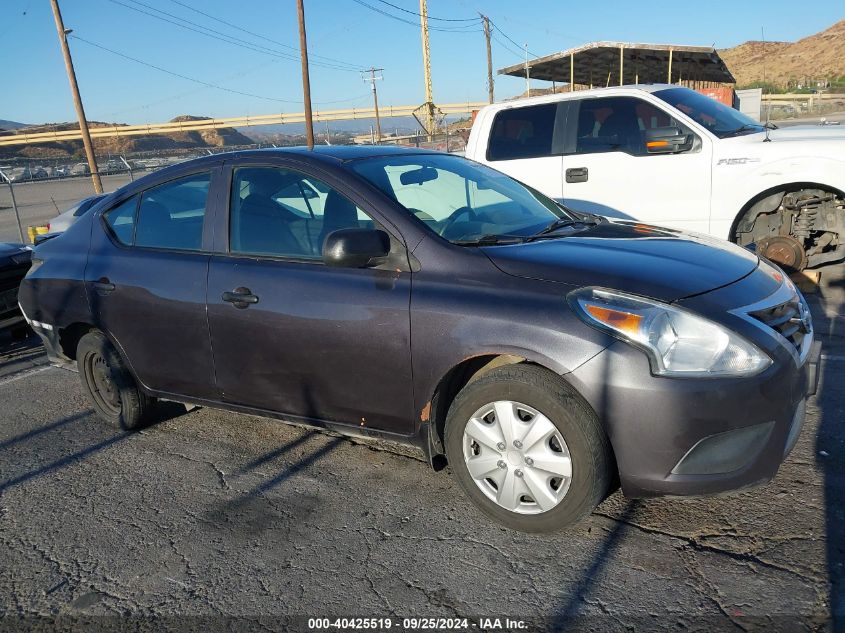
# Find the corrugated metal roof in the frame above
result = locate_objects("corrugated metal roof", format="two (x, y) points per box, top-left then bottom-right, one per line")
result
(498, 42), (735, 86)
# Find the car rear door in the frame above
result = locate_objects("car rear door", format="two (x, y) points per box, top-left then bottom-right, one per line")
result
(479, 101), (569, 199)
(206, 160), (414, 434)
(86, 165), (222, 400)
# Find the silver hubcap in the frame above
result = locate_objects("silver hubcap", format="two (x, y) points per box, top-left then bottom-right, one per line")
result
(462, 401), (572, 515)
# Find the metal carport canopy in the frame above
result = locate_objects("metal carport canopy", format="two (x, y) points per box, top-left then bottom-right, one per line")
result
(498, 42), (736, 86)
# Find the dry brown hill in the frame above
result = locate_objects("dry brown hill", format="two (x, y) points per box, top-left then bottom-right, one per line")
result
(0, 115), (254, 159)
(720, 19), (845, 87)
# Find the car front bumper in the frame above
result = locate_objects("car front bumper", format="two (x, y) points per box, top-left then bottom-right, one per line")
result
(565, 338), (821, 498)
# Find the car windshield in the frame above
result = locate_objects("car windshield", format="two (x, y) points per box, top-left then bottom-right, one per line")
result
(653, 87), (765, 138)
(349, 153), (569, 244)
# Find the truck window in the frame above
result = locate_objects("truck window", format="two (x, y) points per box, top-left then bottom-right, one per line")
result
(574, 97), (688, 156)
(487, 103), (558, 161)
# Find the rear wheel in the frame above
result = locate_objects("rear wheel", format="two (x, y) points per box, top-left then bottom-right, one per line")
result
(444, 364), (613, 532)
(77, 330), (155, 430)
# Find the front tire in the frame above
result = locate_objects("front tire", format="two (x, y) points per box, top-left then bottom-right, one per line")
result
(445, 364), (612, 532)
(77, 330), (155, 431)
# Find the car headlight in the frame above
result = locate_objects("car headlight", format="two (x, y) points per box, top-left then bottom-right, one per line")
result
(568, 287), (772, 378)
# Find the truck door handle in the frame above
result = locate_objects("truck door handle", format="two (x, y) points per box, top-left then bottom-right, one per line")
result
(93, 278), (115, 294)
(222, 287), (259, 309)
(566, 167), (588, 183)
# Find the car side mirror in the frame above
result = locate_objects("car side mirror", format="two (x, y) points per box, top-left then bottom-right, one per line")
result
(323, 228), (391, 268)
(644, 126), (693, 154)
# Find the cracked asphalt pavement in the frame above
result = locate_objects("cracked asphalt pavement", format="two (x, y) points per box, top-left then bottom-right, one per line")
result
(1, 271), (843, 632)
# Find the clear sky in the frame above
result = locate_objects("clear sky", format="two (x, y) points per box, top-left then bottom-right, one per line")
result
(1, 0), (843, 125)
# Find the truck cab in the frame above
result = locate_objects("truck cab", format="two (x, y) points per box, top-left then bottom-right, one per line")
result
(466, 84), (845, 270)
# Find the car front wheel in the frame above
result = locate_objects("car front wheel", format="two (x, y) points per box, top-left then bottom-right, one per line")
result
(77, 330), (155, 431)
(445, 364), (613, 532)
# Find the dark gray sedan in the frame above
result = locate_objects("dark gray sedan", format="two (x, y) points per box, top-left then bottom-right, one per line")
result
(19, 146), (819, 531)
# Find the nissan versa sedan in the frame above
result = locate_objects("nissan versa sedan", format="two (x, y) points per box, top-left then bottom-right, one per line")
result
(18, 147), (820, 532)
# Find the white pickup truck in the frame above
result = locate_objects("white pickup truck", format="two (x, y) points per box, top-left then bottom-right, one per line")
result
(465, 84), (845, 270)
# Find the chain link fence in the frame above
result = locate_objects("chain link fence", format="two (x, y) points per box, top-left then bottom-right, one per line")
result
(0, 131), (469, 243)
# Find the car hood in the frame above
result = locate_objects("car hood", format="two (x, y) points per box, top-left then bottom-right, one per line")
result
(727, 126), (845, 143)
(481, 221), (759, 302)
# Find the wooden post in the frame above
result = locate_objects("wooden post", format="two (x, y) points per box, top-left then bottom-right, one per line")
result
(420, 0), (435, 138)
(667, 48), (673, 84)
(49, 0), (102, 194)
(619, 45), (624, 85)
(481, 15), (493, 103)
(296, 0), (314, 149)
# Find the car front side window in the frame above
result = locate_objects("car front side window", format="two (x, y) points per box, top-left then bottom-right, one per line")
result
(574, 97), (693, 156)
(229, 166), (375, 259)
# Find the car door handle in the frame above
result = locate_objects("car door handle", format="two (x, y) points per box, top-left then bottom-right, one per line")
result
(93, 278), (115, 294)
(566, 167), (588, 183)
(222, 287), (259, 308)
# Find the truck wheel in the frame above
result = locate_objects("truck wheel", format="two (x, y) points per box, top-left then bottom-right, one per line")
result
(444, 364), (613, 532)
(76, 330), (155, 431)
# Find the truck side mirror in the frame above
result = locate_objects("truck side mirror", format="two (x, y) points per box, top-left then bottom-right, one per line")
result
(644, 127), (693, 154)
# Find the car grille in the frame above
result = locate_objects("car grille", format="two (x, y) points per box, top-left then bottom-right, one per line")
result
(749, 292), (811, 359)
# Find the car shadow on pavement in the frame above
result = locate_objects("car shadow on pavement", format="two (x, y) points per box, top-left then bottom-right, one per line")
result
(0, 329), (46, 377)
(813, 284), (845, 630)
(0, 419), (131, 494)
(0, 409), (92, 451)
(0, 404), (186, 495)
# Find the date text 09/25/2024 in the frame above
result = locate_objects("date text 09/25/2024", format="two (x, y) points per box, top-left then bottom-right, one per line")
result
(307, 617), (527, 630)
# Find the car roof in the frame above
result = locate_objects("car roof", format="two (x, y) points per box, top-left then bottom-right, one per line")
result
(103, 145), (448, 200)
(181, 145), (439, 166)
(481, 83), (683, 111)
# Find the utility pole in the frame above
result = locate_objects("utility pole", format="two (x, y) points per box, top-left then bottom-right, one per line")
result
(524, 44), (531, 97)
(363, 67), (384, 143)
(419, 0), (435, 140)
(49, 0), (102, 194)
(480, 15), (493, 104)
(296, 0), (314, 150)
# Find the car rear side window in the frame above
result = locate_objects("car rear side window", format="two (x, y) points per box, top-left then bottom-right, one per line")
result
(487, 103), (558, 161)
(103, 196), (138, 245)
(134, 172), (211, 251)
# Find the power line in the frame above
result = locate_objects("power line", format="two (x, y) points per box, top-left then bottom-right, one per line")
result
(70, 34), (370, 106)
(166, 0), (366, 71)
(371, 0), (478, 22)
(106, 0), (364, 72)
(489, 19), (540, 58)
(350, 0), (482, 32)
(491, 32), (524, 60)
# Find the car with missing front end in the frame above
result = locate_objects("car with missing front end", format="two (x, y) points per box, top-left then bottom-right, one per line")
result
(1, 242), (32, 339)
(18, 147), (820, 532)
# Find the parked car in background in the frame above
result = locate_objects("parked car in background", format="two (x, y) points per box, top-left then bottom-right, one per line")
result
(70, 162), (90, 176)
(466, 84), (845, 271)
(6, 166), (31, 182)
(46, 193), (107, 234)
(20, 147), (819, 532)
(54, 165), (71, 177)
(0, 242), (32, 339)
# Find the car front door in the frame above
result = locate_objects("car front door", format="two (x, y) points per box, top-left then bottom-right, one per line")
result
(206, 162), (414, 434)
(560, 96), (713, 234)
(86, 167), (221, 400)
